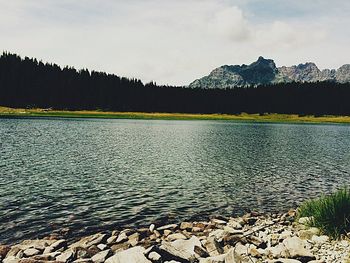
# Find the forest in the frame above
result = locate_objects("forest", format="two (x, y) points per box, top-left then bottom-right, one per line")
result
(0, 52), (349, 115)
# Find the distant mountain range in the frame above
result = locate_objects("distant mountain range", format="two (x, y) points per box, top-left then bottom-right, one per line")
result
(189, 57), (350, 89)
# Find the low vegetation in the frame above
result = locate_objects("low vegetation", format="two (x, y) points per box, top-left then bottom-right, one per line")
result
(297, 188), (350, 238)
(1, 106), (350, 123)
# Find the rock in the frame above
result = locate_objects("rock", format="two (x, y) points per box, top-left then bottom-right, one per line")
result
(110, 242), (130, 253)
(73, 259), (93, 263)
(56, 249), (75, 263)
(148, 251), (161, 261)
(116, 232), (128, 244)
(105, 246), (151, 263)
(311, 235), (329, 244)
(192, 227), (202, 232)
(96, 244), (107, 251)
(194, 245), (209, 258)
(157, 224), (178, 231)
(43, 240), (67, 254)
(31, 251), (61, 261)
(203, 237), (223, 257)
(164, 230), (172, 237)
(298, 217), (313, 225)
(211, 219), (227, 225)
(6, 247), (22, 258)
(23, 248), (40, 257)
(270, 259), (302, 263)
(159, 236), (203, 261)
(86, 246), (100, 257)
(298, 228), (320, 240)
(199, 254), (226, 263)
(282, 237), (315, 261)
(180, 222), (193, 231)
(0, 245), (11, 260)
(248, 246), (261, 258)
(266, 243), (288, 259)
(246, 236), (265, 248)
(167, 233), (187, 242)
(106, 236), (117, 245)
(128, 233), (140, 247)
(222, 227), (243, 235)
(149, 224), (155, 233)
(227, 220), (243, 230)
(15, 240), (50, 252)
(209, 230), (228, 242)
(232, 243), (251, 262)
(70, 234), (106, 249)
(91, 249), (111, 263)
(3, 256), (20, 263)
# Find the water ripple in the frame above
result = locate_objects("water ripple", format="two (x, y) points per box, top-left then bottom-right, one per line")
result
(0, 118), (349, 244)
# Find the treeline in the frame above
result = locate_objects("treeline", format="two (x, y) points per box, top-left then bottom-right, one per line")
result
(0, 52), (349, 115)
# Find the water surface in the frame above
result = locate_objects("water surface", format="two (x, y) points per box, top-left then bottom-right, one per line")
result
(0, 118), (349, 244)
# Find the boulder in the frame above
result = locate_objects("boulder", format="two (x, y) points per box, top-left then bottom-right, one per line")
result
(91, 249), (111, 263)
(159, 236), (203, 262)
(105, 246), (151, 263)
(282, 237), (315, 261)
(70, 234), (106, 249)
(43, 240), (67, 254)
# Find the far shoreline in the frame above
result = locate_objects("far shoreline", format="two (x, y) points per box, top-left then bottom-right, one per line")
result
(1, 106), (350, 124)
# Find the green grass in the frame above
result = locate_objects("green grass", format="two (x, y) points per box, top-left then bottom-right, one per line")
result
(297, 188), (350, 239)
(1, 106), (350, 124)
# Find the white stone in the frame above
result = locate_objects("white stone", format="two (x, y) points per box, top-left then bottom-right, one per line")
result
(97, 244), (108, 251)
(105, 246), (151, 263)
(23, 248), (40, 257)
(157, 224), (178, 231)
(148, 251), (161, 261)
(283, 236), (315, 259)
(160, 236), (203, 261)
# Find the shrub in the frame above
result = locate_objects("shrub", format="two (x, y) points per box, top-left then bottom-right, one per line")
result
(297, 188), (350, 238)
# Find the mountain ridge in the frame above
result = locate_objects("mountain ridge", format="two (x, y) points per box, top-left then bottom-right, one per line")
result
(189, 57), (350, 89)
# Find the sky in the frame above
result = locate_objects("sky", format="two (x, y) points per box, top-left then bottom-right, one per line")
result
(1, 0), (349, 86)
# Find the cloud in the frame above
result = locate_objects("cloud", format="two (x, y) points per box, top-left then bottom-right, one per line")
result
(0, 0), (349, 85)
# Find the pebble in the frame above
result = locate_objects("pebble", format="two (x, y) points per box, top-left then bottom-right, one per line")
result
(2, 211), (350, 263)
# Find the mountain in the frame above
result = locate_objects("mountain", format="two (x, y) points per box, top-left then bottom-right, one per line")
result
(189, 57), (350, 89)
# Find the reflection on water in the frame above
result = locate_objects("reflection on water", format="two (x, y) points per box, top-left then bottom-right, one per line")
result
(0, 118), (349, 244)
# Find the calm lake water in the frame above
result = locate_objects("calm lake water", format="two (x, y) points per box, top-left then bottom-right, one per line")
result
(0, 117), (349, 244)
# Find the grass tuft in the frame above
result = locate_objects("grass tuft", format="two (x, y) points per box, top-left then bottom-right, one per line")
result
(297, 188), (350, 239)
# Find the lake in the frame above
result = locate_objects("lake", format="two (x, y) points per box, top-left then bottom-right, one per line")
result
(0, 117), (349, 244)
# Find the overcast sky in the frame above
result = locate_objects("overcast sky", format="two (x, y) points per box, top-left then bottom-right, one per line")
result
(1, 0), (349, 85)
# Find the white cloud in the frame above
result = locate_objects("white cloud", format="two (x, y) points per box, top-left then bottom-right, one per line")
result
(0, 0), (349, 85)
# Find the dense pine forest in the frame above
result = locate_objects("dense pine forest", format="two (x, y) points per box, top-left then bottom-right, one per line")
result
(0, 52), (349, 115)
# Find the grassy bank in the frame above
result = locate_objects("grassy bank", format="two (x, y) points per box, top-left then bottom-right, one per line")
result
(1, 106), (350, 124)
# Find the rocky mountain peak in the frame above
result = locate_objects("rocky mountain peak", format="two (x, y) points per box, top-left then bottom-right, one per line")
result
(189, 58), (350, 89)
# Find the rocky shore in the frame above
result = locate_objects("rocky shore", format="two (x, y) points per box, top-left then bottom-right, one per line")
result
(1, 211), (349, 263)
